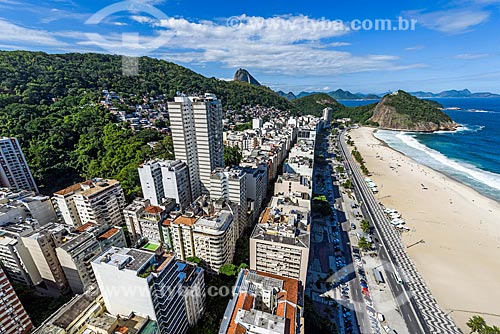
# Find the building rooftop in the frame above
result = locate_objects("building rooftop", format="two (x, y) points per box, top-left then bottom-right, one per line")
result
(54, 179), (120, 198)
(172, 215), (198, 227)
(194, 210), (233, 233)
(123, 198), (150, 213)
(93, 247), (174, 278)
(75, 222), (96, 233)
(220, 269), (301, 334)
(144, 206), (163, 214)
(251, 206), (309, 248)
(93, 247), (153, 273)
(97, 227), (121, 241)
(58, 232), (96, 253)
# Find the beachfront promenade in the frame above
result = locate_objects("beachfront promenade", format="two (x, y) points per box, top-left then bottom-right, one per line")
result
(338, 130), (462, 334)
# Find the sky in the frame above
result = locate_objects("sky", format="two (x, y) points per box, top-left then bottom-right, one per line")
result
(1, 0), (499, 94)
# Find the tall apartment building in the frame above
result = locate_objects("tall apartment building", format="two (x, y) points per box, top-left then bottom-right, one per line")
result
(91, 247), (205, 334)
(0, 221), (41, 287)
(219, 269), (303, 334)
(250, 203), (310, 284)
(55, 232), (102, 294)
(210, 168), (248, 235)
(168, 207), (237, 272)
(139, 159), (192, 208)
(52, 179), (126, 227)
(242, 165), (268, 223)
(123, 198), (150, 246)
(21, 223), (70, 295)
(55, 226), (126, 295)
(123, 198), (176, 246)
(0, 137), (38, 193)
(0, 267), (33, 334)
(168, 94), (224, 199)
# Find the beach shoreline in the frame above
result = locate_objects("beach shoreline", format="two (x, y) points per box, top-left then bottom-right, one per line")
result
(348, 126), (500, 331)
(370, 128), (500, 203)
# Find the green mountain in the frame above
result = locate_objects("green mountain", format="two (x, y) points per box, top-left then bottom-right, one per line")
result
(276, 91), (297, 100)
(292, 93), (344, 116)
(293, 90), (457, 132)
(294, 89), (380, 100)
(0, 50), (293, 195)
(0, 51), (291, 110)
(369, 90), (458, 132)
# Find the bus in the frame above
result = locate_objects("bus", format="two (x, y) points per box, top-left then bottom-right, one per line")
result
(393, 271), (403, 285)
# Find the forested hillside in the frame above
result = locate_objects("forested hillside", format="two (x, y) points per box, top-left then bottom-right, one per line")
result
(0, 51), (291, 195)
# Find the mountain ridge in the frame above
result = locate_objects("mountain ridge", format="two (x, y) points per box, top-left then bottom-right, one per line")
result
(410, 89), (500, 98)
(281, 89), (380, 100)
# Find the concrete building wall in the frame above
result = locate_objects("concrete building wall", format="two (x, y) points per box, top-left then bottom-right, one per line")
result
(0, 137), (38, 193)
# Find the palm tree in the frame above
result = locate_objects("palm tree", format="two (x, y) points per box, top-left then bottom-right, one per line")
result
(467, 315), (486, 333)
(488, 325), (500, 334)
(358, 237), (372, 252)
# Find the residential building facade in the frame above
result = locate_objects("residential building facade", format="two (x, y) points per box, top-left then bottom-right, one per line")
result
(53, 179), (126, 227)
(0, 267), (33, 334)
(0, 137), (38, 193)
(168, 94), (224, 199)
(139, 159), (192, 208)
(250, 203), (310, 284)
(92, 247), (205, 334)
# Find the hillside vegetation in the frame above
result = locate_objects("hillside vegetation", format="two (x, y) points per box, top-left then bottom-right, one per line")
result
(369, 90), (457, 131)
(292, 93), (344, 115)
(0, 51), (292, 195)
(294, 90), (456, 132)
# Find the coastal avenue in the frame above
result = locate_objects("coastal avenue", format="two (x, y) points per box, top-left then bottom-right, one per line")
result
(337, 130), (462, 334)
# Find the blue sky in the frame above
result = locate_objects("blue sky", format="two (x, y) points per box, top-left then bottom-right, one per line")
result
(1, 0), (499, 93)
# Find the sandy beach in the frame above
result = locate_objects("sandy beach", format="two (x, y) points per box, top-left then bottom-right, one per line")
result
(348, 126), (500, 331)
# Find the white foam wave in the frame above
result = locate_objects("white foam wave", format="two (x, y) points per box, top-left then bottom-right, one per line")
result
(432, 125), (485, 134)
(466, 109), (500, 114)
(395, 132), (500, 191)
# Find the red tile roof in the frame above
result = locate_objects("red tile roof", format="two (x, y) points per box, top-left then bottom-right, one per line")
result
(173, 215), (198, 226)
(223, 270), (301, 334)
(145, 206), (163, 214)
(97, 228), (120, 241)
(75, 222), (95, 233)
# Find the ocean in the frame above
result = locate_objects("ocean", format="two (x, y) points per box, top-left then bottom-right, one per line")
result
(339, 98), (500, 202)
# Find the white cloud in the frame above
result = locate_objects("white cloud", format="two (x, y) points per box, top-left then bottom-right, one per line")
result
(130, 15), (156, 24)
(405, 9), (489, 33)
(0, 18), (63, 46)
(454, 53), (489, 59)
(137, 15), (419, 76)
(405, 45), (424, 51)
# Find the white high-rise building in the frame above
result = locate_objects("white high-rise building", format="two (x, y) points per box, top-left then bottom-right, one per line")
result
(168, 208), (237, 272)
(92, 247), (205, 334)
(139, 159), (191, 208)
(168, 94), (224, 199)
(0, 137), (38, 193)
(250, 201), (310, 284)
(210, 168), (248, 235)
(52, 179), (126, 227)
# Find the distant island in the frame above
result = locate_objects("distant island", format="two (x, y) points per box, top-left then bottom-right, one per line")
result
(277, 89), (380, 101)
(278, 88), (500, 100)
(409, 89), (500, 98)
